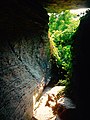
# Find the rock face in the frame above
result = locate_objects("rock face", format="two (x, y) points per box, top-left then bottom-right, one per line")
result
(0, 1), (51, 120)
(43, 0), (90, 13)
(71, 10), (90, 120)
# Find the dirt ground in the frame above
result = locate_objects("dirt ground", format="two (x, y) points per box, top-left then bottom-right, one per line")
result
(32, 86), (66, 120)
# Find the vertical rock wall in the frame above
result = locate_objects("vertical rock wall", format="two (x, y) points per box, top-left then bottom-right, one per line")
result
(0, 1), (51, 120)
(71, 10), (90, 120)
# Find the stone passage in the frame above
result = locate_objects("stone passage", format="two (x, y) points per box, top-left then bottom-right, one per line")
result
(33, 85), (76, 120)
(1, 0), (90, 120)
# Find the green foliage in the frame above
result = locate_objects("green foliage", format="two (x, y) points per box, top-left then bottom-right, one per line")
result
(56, 79), (68, 86)
(48, 10), (80, 77)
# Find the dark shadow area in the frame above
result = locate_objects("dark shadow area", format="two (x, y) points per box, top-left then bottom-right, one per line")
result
(47, 57), (67, 87)
(32, 117), (38, 120)
(70, 10), (90, 120)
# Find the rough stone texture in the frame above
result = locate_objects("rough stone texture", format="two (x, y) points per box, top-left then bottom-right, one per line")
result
(43, 0), (90, 13)
(0, 1), (51, 120)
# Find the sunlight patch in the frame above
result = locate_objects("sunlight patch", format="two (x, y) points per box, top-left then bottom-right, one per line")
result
(70, 8), (90, 17)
